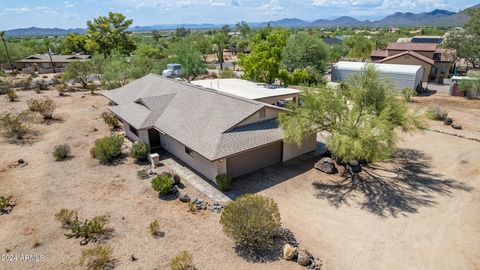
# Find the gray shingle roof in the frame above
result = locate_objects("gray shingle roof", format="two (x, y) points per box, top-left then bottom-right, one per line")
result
(16, 54), (90, 63)
(103, 74), (285, 161)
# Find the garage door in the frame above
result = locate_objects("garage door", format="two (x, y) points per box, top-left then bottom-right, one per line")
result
(227, 141), (282, 178)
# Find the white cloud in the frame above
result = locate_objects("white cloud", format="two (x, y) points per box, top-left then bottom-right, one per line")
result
(5, 7), (32, 13)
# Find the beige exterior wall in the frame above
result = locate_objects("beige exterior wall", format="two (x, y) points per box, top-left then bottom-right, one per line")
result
(433, 62), (452, 81)
(256, 94), (299, 106)
(234, 107), (280, 128)
(382, 56), (432, 82)
(122, 120), (150, 145)
(282, 133), (317, 162)
(388, 50), (434, 59)
(159, 133), (226, 182)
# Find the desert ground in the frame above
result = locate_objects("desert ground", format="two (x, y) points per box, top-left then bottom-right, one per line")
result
(0, 89), (479, 270)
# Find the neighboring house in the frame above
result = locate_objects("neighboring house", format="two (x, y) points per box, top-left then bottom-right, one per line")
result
(15, 54), (91, 74)
(396, 37), (412, 43)
(190, 78), (300, 107)
(411, 35), (443, 44)
(103, 74), (316, 183)
(331, 61), (424, 91)
(370, 42), (454, 83)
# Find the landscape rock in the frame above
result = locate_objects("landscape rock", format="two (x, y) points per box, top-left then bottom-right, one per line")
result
(444, 117), (453, 125)
(282, 244), (297, 260)
(314, 157), (337, 174)
(297, 249), (312, 266)
(179, 195), (190, 203)
(451, 123), (462, 130)
(347, 160), (362, 174)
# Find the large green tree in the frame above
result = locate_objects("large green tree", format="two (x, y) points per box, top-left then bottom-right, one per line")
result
(173, 40), (206, 82)
(0, 31), (12, 69)
(279, 65), (424, 166)
(86, 12), (136, 57)
(344, 36), (375, 61)
(62, 33), (88, 54)
(238, 29), (288, 84)
(212, 32), (229, 70)
(281, 32), (329, 73)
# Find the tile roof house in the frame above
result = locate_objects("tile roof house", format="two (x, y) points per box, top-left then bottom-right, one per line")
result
(16, 54), (90, 74)
(103, 74), (316, 183)
(370, 42), (454, 83)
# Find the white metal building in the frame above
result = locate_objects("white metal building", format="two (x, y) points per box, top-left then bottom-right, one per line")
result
(331, 61), (424, 90)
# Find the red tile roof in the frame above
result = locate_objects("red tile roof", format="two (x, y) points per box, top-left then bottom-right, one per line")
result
(370, 50), (388, 58)
(386, 42), (437, 52)
(380, 50), (435, 65)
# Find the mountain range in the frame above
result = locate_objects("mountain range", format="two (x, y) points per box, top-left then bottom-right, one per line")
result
(4, 4), (478, 37)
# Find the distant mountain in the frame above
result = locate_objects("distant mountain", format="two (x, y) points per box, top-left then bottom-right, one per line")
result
(5, 27), (85, 36)
(4, 4), (478, 37)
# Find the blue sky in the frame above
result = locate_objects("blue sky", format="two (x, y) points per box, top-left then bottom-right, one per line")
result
(0, 0), (477, 30)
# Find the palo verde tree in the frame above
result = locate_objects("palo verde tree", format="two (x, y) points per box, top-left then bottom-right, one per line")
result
(0, 31), (12, 69)
(344, 36), (375, 61)
(279, 65), (425, 170)
(173, 40), (207, 82)
(86, 12), (136, 58)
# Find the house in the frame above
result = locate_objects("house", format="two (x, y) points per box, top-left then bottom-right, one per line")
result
(411, 35), (443, 44)
(15, 54), (91, 74)
(103, 74), (317, 183)
(331, 61), (424, 91)
(190, 78), (300, 107)
(370, 42), (454, 83)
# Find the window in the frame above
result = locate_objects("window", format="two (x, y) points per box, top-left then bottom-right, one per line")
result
(185, 146), (194, 156)
(129, 125), (138, 136)
(259, 108), (266, 119)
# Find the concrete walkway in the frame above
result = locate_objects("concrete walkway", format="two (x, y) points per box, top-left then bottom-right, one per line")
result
(162, 156), (231, 203)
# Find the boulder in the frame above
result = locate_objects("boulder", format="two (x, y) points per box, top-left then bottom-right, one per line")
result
(297, 249), (312, 266)
(282, 244), (297, 260)
(347, 160), (362, 174)
(451, 123), (462, 130)
(179, 195), (190, 203)
(444, 117), (453, 125)
(314, 157), (337, 174)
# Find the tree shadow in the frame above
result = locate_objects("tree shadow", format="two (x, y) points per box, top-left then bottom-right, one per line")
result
(313, 148), (473, 217)
(234, 227), (297, 263)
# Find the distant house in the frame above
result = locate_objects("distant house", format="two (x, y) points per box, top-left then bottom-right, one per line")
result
(396, 37), (412, 43)
(15, 54), (91, 74)
(103, 75), (316, 183)
(411, 35), (443, 44)
(370, 42), (454, 83)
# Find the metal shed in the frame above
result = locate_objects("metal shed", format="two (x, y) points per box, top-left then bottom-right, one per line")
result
(331, 61), (424, 90)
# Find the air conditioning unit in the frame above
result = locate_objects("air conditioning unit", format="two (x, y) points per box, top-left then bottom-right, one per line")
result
(162, 63), (182, 78)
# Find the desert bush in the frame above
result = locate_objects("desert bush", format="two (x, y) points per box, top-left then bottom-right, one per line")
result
(149, 220), (162, 237)
(169, 250), (194, 270)
(426, 106), (448, 121)
(187, 201), (196, 213)
(20, 76), (33, 90)
(35, 79), (48, 91)
(220, 194), (281, 251)
(4, 89), (17, 102)
(90, 134), (124, 162)
(218, 68), (237, 78)
(130, 142), (149, 161)
(65, 215), (110, 244)
(27, 97), (56, 119)
(151, 174), (175, 195)
(101, 112), (120, 130)
(0, 196), (13, 213)
(53, 144), (71, 161)
(55, 208), (78, 228)
(80, 245), (113, 270)
(215, 174), (232, 191)
(401, 87), (416, 102)
(57, 84), (68, 96)
(0, 111), (32, 139)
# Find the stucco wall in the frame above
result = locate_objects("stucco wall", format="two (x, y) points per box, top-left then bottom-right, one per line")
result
(382, 56), (432, 82)
(256, 94), (299, 106)
(234, 107), (280, 128)
(122, 120), (149, 146)
(282, 133), (317, 162)
(159, 133), (226, 182)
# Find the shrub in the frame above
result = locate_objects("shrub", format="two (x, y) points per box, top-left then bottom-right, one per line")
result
(218, 68), (236, 78)
(65, 215), (110, 244)
(151, 174), (175, 195)
(220, 194), (281, 251)
(53, 144), (71, 161)
(4, 88), (17, 102)
(54, 208), (78, 228)
(35, 79), (48, 91)
(130, 142), (149, 161)
(27, 97), (56, 119)
(401, 87), (416, 102)
(137, 169), (149, 179)
(90, 134), (124, 162)
(187, 201), (196, 213)
(57, 84), (68, 96)
(0, 196), (13, 213)
(215, 174), (232, 191)
(80, 245), (113, 270)
(101, 112), (120, 130)
(426, 106), (448, 121)
(0, 111), (32, 139)
(149, 220), (162, 237)
(169, 250), (194, 270)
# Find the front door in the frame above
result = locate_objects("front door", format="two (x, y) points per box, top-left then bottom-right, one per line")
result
(148, 129), (161, 149)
